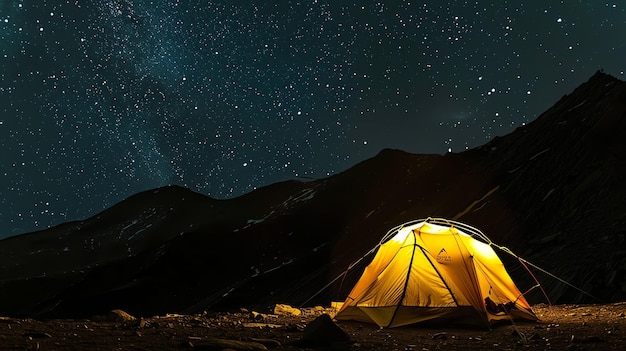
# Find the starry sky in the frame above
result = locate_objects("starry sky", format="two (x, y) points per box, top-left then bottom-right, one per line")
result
(1, 1), (625, 238)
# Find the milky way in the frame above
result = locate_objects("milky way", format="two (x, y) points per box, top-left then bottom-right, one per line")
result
(1, 1), (624, 237)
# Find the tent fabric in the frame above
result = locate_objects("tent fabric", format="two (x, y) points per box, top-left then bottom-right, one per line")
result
(334, 218), (537, 328)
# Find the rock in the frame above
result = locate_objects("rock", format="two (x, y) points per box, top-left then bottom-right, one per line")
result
(137, 318), (149, 328)
(301, 314), (351, 346)
(249, 338), (281, 348)
(108, 309), (137, 323)
(432, 332), (448, 340)
(273, 304), (301, 316)
(251, 311), (266, 320)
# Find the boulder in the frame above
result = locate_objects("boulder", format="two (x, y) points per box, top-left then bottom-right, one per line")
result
(301, 314), (351, 346)
(273, 304), (301, 316)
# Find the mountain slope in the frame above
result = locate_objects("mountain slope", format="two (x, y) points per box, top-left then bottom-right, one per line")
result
(1, 71), (625, 318)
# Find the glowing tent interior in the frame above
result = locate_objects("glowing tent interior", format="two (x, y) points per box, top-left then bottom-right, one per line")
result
(333, 218), (538, 328)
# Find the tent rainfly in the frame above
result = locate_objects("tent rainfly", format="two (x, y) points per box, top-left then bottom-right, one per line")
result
(334, 218), (538, 328)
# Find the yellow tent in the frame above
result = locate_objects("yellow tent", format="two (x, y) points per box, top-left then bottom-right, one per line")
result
(334, 218), (537, 328)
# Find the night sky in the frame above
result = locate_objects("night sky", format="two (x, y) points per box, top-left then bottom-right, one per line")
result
(1, 1), (624, 238)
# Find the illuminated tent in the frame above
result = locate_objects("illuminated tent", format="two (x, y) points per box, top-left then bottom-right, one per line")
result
(334, 218), (537, 328)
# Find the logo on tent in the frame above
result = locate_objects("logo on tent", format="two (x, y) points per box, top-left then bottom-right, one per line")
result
(437, 248), (451, 263)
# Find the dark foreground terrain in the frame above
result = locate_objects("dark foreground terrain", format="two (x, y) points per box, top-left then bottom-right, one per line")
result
(1, 303), (624, 351)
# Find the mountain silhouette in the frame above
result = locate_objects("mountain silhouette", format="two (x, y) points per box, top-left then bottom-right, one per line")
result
(1, 71), (625, 318)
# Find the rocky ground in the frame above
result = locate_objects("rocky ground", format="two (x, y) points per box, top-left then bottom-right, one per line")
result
(0, 303), (625, 351)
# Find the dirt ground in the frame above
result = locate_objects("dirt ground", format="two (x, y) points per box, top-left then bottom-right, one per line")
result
(0, 303), (624, 351)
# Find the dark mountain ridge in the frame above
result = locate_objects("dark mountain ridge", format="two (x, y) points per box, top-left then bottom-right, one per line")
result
(1, 71), (625, 318)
